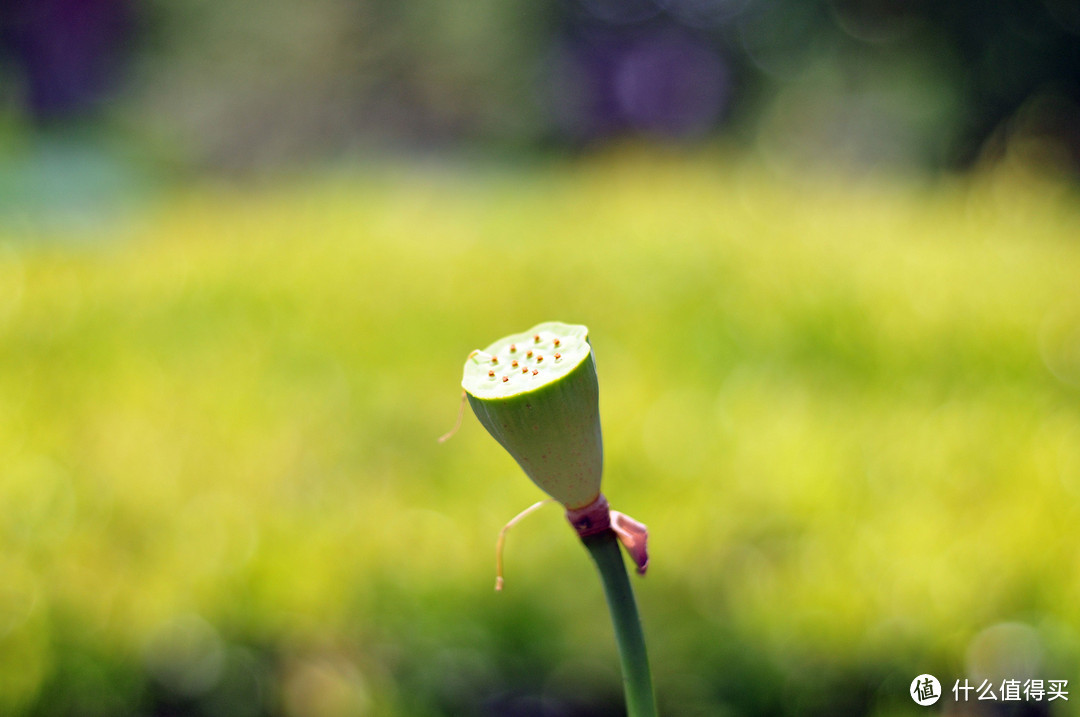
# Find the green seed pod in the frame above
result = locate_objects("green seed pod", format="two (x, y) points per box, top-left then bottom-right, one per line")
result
(462, 321), (602, 510)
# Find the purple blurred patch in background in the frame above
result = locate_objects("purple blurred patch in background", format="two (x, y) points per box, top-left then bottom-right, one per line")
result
(549, 28), (731, 141)
(0, 0), (132, 121)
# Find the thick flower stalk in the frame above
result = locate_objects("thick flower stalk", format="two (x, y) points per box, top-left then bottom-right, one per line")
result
(451, 321), (657, 717)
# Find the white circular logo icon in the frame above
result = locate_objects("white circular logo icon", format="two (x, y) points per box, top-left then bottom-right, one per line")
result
(911, 674), (941, 706)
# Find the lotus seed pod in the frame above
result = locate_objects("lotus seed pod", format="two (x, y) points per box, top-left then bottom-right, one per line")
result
(462, 322), (602, 510)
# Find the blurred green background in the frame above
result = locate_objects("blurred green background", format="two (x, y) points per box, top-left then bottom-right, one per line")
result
(2, 1), (1080, 716)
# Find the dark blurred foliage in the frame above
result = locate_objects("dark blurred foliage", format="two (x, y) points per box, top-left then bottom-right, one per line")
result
(1, 0), (1077, 174)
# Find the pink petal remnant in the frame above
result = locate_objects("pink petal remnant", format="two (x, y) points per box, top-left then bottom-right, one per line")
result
(611, 510), (649, 575)
(566, 494), (650, 576)
(565, 494), (612, 536)
(495, 494), (650, 592)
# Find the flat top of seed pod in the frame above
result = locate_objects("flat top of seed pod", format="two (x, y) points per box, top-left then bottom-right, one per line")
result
(462, 321), (591, 399)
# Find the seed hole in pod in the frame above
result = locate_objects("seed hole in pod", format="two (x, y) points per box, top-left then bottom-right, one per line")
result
(554, 338), (561, 347)
(532, 370), (538, 375)
(511, 360), (518, 367)
(522, 368), (528, 373)
(554, 353), (561, 360)
(536, 356), (544, 363)
(534, 334), (541, 343)
(526, 350), (533, 358)
(488, 370), (495, 377)
(510, 344), (517, 353)
(502, 376), (509, 382)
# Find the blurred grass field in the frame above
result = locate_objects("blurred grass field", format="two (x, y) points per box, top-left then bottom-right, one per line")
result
(2, 149), (1080, 716)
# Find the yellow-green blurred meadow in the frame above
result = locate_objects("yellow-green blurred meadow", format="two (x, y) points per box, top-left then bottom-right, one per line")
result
(2, 149), (1080, 716)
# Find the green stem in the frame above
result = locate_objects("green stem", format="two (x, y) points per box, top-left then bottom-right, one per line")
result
(582, 530), (658, 717)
